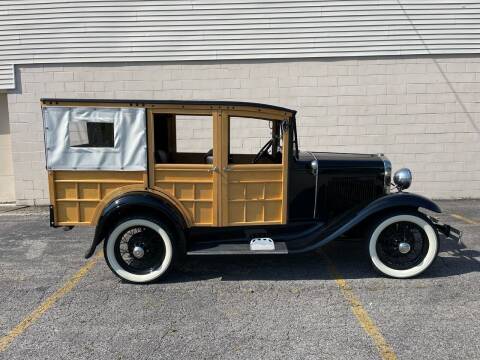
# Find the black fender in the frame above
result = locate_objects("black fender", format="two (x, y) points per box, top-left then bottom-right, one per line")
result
(85, 192), (188, 258)
(284, 192), (441, 253)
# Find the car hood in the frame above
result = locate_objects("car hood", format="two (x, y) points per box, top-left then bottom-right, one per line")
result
(297, 151), (384, 169)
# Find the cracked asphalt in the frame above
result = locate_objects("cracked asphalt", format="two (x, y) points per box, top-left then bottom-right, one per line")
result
(0, 200), (479, 359)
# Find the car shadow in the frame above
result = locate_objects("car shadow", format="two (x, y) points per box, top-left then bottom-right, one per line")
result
(161, 236), (480, 284)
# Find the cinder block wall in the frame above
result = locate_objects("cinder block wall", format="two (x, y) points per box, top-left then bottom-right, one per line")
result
(0, 94), (15, 202)
(7, 56), (480, 205)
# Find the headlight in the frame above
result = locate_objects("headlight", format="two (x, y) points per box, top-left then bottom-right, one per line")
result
(393, 168), (412, 190)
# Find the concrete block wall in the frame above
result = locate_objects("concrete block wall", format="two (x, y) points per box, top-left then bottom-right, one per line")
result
(7, 56), (480, 204)
(0, 94), (15, 202)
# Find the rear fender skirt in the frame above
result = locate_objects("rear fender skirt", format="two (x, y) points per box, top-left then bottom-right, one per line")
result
(84, 192), (187, 258)
(284, 192), (441, 253)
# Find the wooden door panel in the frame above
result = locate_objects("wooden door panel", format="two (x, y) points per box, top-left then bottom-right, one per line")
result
(224, 164), (284, 226)
(153, 164), (215, 226)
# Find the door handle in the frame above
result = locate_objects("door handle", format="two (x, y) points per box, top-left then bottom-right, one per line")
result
(208, 166), (218, 173)
(223, 167), (231, 172)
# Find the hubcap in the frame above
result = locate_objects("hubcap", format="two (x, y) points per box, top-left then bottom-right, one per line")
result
(376, 221), (429, 270)
(398, 242), (411, 254)
(114, 226), (166, 275)
(132, 245), (145, 259)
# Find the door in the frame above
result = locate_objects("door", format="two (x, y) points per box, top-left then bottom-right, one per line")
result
(218, 111), (289, 226)
(148, 109), (220, 226)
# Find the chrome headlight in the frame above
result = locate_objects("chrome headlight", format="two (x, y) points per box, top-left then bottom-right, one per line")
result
(393, 168), (412, 190)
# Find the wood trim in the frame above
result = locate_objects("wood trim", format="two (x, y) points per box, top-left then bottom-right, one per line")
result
(148, 188), (194, 227)
(89, 185), (194, 227)
(41, 101), (293, 120)
(226, 109), (288, 121)
(227, 164), (283, 171)
(212, 110), (222, 226)
(89, 184), (143, 225)
(227, 220), (282, 226)
(219, 111), (229, 226)
(154, 164), (211, 170)
(48, 171), (55, 205)
(150, 112), (216, 226)
(53, 179), (144, 184)
(147, 109), (155, 189)
(150, 108), (214, 116)
(219, 110), (288, 226)
(48, 171), (58, 225)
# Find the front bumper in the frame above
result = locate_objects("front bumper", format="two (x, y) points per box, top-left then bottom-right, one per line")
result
(430, 216), (463, 243)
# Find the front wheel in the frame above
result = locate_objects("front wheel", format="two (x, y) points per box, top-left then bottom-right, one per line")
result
(104, 217), (176, 283)
(367, 212), (439, 278)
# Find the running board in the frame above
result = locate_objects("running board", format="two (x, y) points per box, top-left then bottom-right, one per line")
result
(187, 241), (288, 255)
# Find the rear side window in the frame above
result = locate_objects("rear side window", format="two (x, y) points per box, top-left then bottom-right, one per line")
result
(43, 106), (147, 171)
(69, 121), (114, 148)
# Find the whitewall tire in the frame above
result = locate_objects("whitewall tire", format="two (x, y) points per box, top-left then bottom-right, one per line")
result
(104, 218), (174, 283)
(368, 213), (438, 279)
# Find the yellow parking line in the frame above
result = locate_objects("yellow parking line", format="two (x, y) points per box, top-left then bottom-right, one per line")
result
(450, 213), (479, 225)
(321, 252), (397, 360)
(0, 251), (103, 353)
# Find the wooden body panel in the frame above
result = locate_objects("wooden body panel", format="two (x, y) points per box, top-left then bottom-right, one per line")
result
(49, 170), (146, 226)
(45, 99), (295, 228)
(153, 164), (215, 226)
(218, 110), (289, 227)
(223, 164), (284, 225)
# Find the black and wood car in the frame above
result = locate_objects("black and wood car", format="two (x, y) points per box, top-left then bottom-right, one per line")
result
(42, 98), (461, 283)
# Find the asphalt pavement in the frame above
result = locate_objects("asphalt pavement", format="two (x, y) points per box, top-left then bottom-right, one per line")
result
(0, 200), (479, 359)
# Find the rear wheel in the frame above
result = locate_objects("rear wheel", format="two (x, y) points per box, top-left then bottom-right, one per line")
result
(367, 212), (439, 278)
(104, 217), (176, 283)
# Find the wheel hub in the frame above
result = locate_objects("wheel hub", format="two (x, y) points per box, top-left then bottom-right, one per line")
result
(398, 242), (411, 254)
(132, 245), (145, 259)
(376, 221), (429, 271)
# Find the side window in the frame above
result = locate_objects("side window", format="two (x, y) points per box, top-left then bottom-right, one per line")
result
(69, 120), (114, 148)
(228, 117), (282, 164)
(44, 106), (146, 171)
(153, 113), (213, 164)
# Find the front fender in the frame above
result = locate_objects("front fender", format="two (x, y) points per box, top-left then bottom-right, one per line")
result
(357, 191), (441, 215)
(286, 192), (441, 253)
(84, 192), (187, 258)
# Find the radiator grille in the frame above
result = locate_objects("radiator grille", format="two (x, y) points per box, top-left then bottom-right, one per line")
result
(326, 176), (380, 217)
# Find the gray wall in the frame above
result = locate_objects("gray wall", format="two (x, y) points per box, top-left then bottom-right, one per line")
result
(7, 56), (480, 205)
(1, 1), (480, 90)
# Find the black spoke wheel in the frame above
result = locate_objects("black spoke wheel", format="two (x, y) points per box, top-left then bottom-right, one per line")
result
(114, 226), (166, 275)
(368, 212), (439, 278)
(104, 217), (176, 283)
(376, 222), (429, 270)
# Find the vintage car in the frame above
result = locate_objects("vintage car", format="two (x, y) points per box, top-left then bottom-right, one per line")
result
(42, 98), (461, 283)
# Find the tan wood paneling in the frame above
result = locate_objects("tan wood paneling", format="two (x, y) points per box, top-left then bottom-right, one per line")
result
(48, 103), (292, 228)
(153, 164), (215, 226)
(219, 109), (289, 226)
(224, 164), (284, 225)
(148, 108), (221, 227)
(50, 170), (145, 226)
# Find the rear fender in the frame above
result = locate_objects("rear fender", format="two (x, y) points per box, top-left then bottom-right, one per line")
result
(85, 192), (187, 258)
(286, 192), (441, 253)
